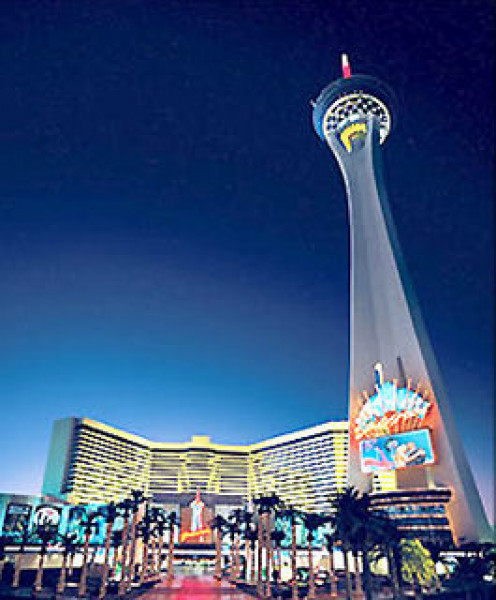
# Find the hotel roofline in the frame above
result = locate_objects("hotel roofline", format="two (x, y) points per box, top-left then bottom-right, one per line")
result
(75, 417), (348, 453)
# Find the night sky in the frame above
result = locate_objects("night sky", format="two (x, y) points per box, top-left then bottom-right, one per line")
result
(0, 1), (493, 522)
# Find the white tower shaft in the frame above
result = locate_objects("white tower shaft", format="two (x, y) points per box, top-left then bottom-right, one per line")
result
(327, 116), (491, 543)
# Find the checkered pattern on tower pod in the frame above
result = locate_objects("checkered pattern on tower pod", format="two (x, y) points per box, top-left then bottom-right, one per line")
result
(323, 92), (391, 143)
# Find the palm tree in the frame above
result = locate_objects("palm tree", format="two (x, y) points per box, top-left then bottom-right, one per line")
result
(253, 495), (273, 597)
(245, 526), (258, 584)
(137, 506), (155, 585)
(78, 508), (103, 598)
(151, 535), (159, 579)
(116, 497), (133, 595)
(56, 531), (78, 595)
(330, 488), (364, 600)
(253, 493), (283, 599)
(271, 529), (285, 586)
(147, 509), (161, 579)
(98, 501), (119, 599)
(351, 493), (402, 600)
(228, 508), (244, 582)
(110, 531), (123, 584)
(265, 512), (274, 598)
(255, 504), (265, 597)
(151, 508), (168, 581)
(241, 509), (254, 582)
(374, 514), (403, 599)
(211, 514), (227, 580)
(166, 511), (177, 584)
(324, 533), (338, 598)
(354, 508), (398, 600)
(347, 503), (369, 600)
(330, 487), (400, 600)
(33, 519), (59, 594)
(225, 519), (238, 582)
(278, 506), (300, 600)
(301, 512), (328, 600)
(125, 489), (148, 592)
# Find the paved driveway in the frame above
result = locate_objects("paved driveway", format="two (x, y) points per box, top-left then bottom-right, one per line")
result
(139, 575), (255, 599)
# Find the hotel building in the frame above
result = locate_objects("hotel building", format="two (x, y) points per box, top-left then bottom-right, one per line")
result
(42, 417), (349, 514)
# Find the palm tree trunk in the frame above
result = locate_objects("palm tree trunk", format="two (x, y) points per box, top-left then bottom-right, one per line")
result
(343, 545), (353, 600)
(270, 543), (276, 589)
(126, 512), (139, 591)
(257, 515), (264, 597)
(329, 544), (338, 598)
(12, 553), (23, 588)
(139, 538), (149, 585)
(33, 551), (45, 593)
(150, 537), (157, 578)
(98, 522), (114, 599)
(388, 548), (401, 600)
(230, 535), (236, 581)
(250, 542), (256, 584)
(227, 537), (232, 581)
(291, 521), (298, 600)
(77, 531), (91, 597)
(118, 515), (130, 594)
(264, 513), (272, 599)
(234, 535), (241, 581)
(245, 538), (250, 582)
(214, 528), (222, 580)
(308, 538), (315, 600)
(353, 551), (364, 599)
(362, 549), (372, 600)
(277, 546), (282, 577)
(157, 530), (165, 581)
(68, 552), (75, 577)
(0, 558), (6, 584)
(166, 524), (175, 583)
(57, 553), (68, 595)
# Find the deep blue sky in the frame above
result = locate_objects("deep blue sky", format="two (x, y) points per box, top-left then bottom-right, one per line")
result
(0, 1), (493, 522)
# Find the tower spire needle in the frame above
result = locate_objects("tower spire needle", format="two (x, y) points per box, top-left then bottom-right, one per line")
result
(341, 53), (351, 78)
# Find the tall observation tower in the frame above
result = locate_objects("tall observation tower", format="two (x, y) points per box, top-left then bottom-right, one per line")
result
(312, 55), (491, 544)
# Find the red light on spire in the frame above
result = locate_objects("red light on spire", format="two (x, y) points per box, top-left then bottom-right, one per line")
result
(341, 53), (352, 78)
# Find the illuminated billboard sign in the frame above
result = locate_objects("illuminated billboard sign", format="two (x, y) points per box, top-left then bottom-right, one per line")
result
(179, 490), (213, 544)
(33, 504), (61, 529)
(2, 503), (32, 536)
(353, 365), (432, 441)
(66, 506), (87, 534)
(359, 428), (435, 473)
(66, 505), (106, 545)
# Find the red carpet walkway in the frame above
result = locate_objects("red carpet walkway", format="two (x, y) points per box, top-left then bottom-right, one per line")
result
(139, 575), (256, 599)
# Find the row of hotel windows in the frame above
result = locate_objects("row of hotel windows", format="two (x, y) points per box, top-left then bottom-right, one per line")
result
(70, 450), (347, 472)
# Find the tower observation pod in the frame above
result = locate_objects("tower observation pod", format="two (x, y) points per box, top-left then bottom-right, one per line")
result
(312, 56), (492, 544)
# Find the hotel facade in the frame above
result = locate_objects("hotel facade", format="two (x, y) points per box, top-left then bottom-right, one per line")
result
(42, 417), (349, 514)
(0, 413), (460, 547)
